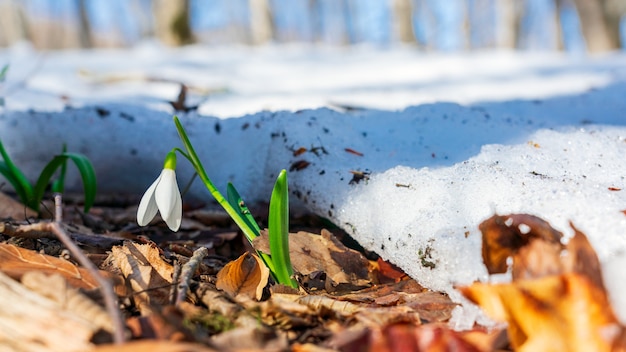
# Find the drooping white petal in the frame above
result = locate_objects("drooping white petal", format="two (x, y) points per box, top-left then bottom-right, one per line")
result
(155, 169), (182, 231)
(164, 185), (182, 231)
(137, 174), (161, 226)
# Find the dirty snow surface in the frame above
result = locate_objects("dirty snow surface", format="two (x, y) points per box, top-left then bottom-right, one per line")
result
(1, 43), (626, 328)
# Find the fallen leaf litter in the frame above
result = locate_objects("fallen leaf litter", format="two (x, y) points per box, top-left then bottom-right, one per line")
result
(0, 193), (624, 351)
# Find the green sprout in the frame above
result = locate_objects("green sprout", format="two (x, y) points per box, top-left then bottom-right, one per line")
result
(137, 115), (298, 288)
(0, 64), (7, 81)
(0, 64), (8, 107)
(0, 140), (96, 213)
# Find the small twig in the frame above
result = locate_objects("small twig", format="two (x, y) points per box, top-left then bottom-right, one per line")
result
(0, 222), (53, 239)
(169, 257), (182, 305)
(0, 221), (123, 247)
(54, 193), (63, 223)
(176, 247), (208, 306)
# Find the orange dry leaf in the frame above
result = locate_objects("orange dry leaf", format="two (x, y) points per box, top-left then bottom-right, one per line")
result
(0, 243), (99, 289)
(460, 274), (619, 352)
(93, 340), (218, 352)
(216, 251), (269, 301)
(462, 214), (626, 352)
(375, 258), (408, 283)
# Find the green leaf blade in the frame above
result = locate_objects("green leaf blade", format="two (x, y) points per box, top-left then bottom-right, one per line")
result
(33, 153), (97, 213)
(0, 162), (31, 206)
(268, 169), (297, 288)
(0, 141), (34, 206)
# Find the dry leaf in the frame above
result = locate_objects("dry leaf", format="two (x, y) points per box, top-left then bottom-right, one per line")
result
(0, 243), (99, 289)
(374, 257), (408, 283)
(261, 293), (323, 329)
(461, 274), (619, 352)
(0, 191), (37, 220)
(0, 270), (96, 351)
(103, 241), (174, 314)
(216, 251), (269, 301)
(377, 291), (457, 323)
(253, 229), (372, 292)
(330, 323), (483, 352)
(561, 223), (606, 290)
(479, 214), (563, 274)
(511, 238), (563, 280)
(126, 305), (195, 341)
(21, 271), (114, 333)
(93, 340), (218, 352)
(197, 282), (242, 317)
(462, 214), (626, 351)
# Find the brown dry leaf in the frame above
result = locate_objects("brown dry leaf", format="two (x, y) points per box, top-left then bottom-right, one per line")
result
(260, 292), (420, 333)
(93, 340), (218, 352)
(0, 242), (99, 289)
(479, 214), (563, 274)
(216, 251), (269, 301)
(561, 222), (606, 290)
(376, 291), (457, 323)
(0, 191), (37, 220)
(103, 241), (174, 314)
(126, 305), (196, 341)
(511, 238), (563, 280)
(253, 229), (372, 292)
(329, 323), (483, 352)
(461, 274), (619, 352)
(0, 270), (97, 351)
(261, 293), (324, 329)
(196, 282), (243, 317)
(21, 271), (114, 333)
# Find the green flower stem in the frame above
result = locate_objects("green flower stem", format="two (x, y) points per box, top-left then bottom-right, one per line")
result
(172, 116), (277, 276)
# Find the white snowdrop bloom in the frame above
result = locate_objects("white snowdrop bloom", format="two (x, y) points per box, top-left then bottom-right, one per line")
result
(137, 153), (182, 231)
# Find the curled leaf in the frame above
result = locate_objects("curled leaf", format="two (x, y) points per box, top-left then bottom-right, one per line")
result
(216, 252), (269, 301)
(479, 214), (563, 274)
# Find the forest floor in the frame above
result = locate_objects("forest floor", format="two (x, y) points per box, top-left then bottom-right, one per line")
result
(0, 192), (623, 352)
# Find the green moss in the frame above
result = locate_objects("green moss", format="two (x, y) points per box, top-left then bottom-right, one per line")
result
(418, 245), (436, 270)
(187, 311), (235, 335)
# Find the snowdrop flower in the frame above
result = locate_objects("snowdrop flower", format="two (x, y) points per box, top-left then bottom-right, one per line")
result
(137, 151), (182, 231)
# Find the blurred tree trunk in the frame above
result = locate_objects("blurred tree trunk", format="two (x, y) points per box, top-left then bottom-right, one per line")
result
(249, 0), (274, 44)
(554, 0), (565, 50)
(391, 0), (416, 43)
(572, 0), (618, 51)
(602, 0), (626, 48)
(76, 0), (93, 48)
(153, 0), (194, 46)
(0, 0), (30, 46)
(495, 0), (524, 48)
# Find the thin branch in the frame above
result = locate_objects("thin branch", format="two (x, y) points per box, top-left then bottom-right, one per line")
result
(47, 221), (125, 344)
(169, 257), (182, 305)
(0, 221), (123, 247)
(176, 246), (208, 306)
(49, 194), (125, 344)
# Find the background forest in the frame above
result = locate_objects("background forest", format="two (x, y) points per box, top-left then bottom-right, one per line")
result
(0, 0), (625, 53)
